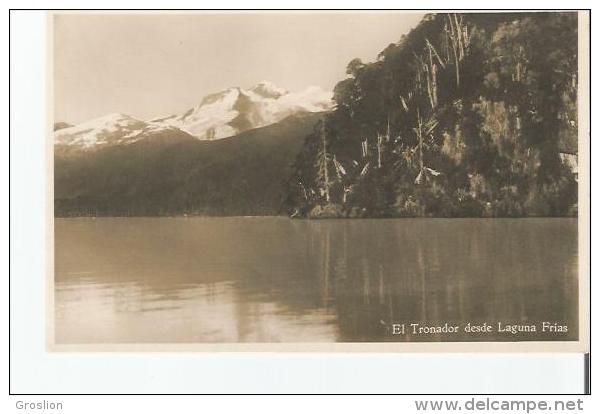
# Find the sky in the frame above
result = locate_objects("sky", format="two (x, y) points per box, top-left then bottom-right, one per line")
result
(53, 12), (424, 124)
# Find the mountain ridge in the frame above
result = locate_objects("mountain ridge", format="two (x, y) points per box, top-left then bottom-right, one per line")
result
(55, 81), (333, 148)
(54, 112), (325, 217)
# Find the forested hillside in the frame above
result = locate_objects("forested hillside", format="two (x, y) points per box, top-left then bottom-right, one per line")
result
(55, 113), (321, 217)
(285, 13), (578, 218)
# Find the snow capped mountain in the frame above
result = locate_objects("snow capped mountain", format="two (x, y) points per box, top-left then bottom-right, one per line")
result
(152, 81), (334, 140)
(248, 81), (288, 99)
(54, 113), (183, 148)
(55, 82), (333, 148)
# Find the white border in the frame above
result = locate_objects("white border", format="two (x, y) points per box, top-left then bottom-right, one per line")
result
(8, 5), (590, 395)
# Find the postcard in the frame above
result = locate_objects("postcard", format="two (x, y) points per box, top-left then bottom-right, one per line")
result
(48, 10), (590, 352)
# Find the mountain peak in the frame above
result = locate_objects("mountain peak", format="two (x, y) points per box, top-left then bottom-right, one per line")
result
(154, 82), (333, 140)
(55, 113), (172, 148)
(249, 81), (288, 99)
(199, 87), (241, 106)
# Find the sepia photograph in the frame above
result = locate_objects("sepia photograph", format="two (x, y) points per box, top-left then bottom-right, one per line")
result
(49, 10), (589, 350)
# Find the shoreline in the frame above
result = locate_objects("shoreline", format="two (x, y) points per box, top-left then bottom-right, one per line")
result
(52, 214), (579, 219)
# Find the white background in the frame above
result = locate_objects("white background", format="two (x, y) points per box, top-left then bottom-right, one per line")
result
(4, 0), (598, 412)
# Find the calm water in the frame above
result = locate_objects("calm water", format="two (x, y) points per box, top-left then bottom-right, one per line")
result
(54, 217), (578, 343)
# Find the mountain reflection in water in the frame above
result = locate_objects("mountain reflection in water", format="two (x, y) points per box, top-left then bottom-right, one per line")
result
(54, 217), (578, 343)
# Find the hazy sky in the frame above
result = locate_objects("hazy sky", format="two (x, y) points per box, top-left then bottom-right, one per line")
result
(54, 12), (424, 124)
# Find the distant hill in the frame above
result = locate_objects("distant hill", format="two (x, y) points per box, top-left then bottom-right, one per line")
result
(54, 113), (187, 148)
(54, 112), (323, 216)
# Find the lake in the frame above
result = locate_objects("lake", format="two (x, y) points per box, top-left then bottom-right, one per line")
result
(54, 217), (578, 343)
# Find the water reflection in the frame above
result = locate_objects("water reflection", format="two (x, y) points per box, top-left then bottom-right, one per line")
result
(55, 217), (578, 343)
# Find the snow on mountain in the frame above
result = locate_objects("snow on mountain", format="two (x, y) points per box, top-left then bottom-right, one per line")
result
(54, 113), (183, 148)
(55, 82), (333, 148)
(248, 81), (288, 99)
(153, 82), (334, 140)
